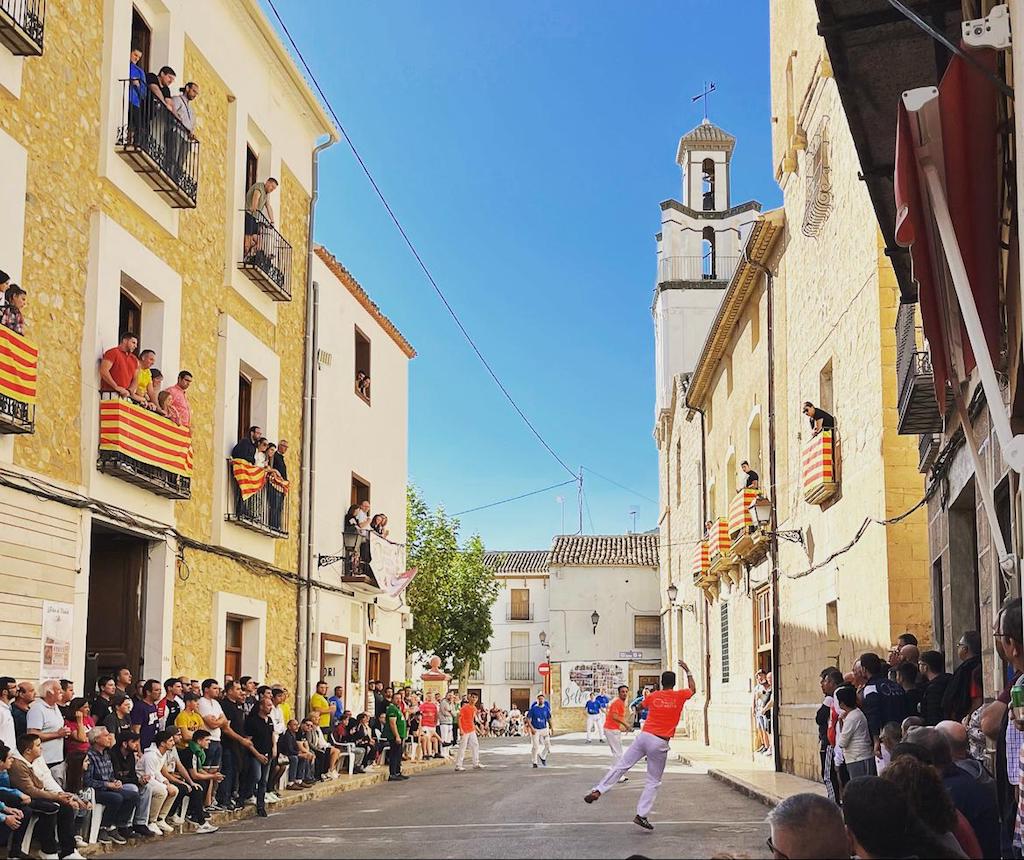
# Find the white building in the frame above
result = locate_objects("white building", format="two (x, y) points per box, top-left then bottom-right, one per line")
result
(477, 550), (551, 712)
(306, 246), (415, 705)
(653, 119), (761, 415)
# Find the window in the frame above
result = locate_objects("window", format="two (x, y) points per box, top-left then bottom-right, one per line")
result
(237, 374), (252, 443)
(826, 600), (840, 668)
(355, 327), (371, 403)
(819, 359), (834, 415)
(754, 586), (772, 653)
(224, 616), (243, 680)
(748, 413), (762, 474)
(721, 602), (730, 683)
(509, 588), (530, 621)
(702, 227), (717, 279)
(931, 561), (944, 655)
(130, 7), (152, 73)
(351, 474), (370, 507)
(701, 158), (716, 211)
(119, 290), (141, 346)
(633, 615), (661, 651)
(245, 146), (259, 197)
(675, 440), (682, 506)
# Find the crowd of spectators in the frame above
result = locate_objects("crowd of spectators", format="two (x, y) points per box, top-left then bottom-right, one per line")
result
(0, 271), (27, 337)
(801, 598), (1024, 858)
(99, 331), (193, 427)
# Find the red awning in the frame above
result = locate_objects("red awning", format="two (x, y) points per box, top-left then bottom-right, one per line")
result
(894, 47), (1001, 412)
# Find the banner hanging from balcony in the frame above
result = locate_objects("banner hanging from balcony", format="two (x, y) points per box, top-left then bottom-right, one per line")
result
(100, 398), (193, 477)
(729, 488), (760, 537)
(369, 532), (417, 598)
(230, 458), (290, 499)
(0, 327), (38, 404)
(803, 430), (838, 505)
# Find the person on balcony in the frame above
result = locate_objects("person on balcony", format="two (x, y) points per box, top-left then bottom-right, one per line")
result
(244, 177), (279, 261)
(164, 370), (192, 427)
(169, 82), (199, 182)
(146, 65), (176, 113)
(803, 401), (836, 436)
(740, 460), (759, 491)
(370, 513), (389, 539)
(0, 285), (26, 336)
(129, 349), (158, 410)
(254, 437), (270, 469)
(99, 332), (139, 399)
(127, 48), (147, 142)
(231, 426), (261, 465)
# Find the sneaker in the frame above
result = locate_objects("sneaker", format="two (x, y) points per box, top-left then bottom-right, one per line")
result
(243, 798), (257, 806)
(96, 828), (113, 845)
(108, 829), (128, 846)
(63, 853), (87, 860)
(117, 827), (135, 842)
(74, 836), (88, 848)
(473, 764), (484, 769)
(266, 792), (281, 803)
(167, 814), (186, 826)
(133, 824), (155, 838)
(156, 819), (174, 833)
(147, 823), (164, 837)
(454, 766), (466, 772)
(532, 763), (538, 769)
(618, 776), (630, 784)
(583, 790), (601, 804)
(194, 822), (219, 834)
(633, 815), (654, 831)
(38, 854), (58, 860)
(540, 757), (547, 767)
(388, 774), (405, 781)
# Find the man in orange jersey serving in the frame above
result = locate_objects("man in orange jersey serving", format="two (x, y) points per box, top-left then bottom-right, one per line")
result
(584, 660), (696, 831)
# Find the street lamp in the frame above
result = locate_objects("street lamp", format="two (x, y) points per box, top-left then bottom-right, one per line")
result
(539, 631), (547, 646)
(749, 497), (804, 545)
(667, 584), (679, 604)
(591, 610), (600, 634)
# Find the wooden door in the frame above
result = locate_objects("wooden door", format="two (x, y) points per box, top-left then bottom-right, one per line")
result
(87, 531), (145, 682)
(367, 643), (390, 688)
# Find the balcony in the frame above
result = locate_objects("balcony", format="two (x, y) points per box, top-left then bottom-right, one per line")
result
(0, 327), (36, 434)
(896, 302), (942, 435)
(0, 0), (44, 56)
(238, 210), (292, 301)
(658, 255), (739, 285)
(729, 488), (769, 566)
(708, 516), (740, 584)
(802, 429), (839, 505)
(691, 539), (718, 602)
(468, 667), (485, 683)
(506, 603), (534, 622)
(505, 662), (537, 682)
(96, 393), (191, 499)
(114, 81), (199, 209)
(225, 458), (289, 538)
(919, 432), (941, 474)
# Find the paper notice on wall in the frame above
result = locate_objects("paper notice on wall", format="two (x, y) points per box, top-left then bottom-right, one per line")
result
(39, 601), (73, 680)
(370, 533), (418, 598)
(560, 661), (629, 709)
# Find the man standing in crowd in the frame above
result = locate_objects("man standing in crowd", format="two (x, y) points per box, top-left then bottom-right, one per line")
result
(858, 652), (909, 753)
(11, 683), (32, 741)
(308, 681), (334, 737)
(0, 678), (16, 753)
(165, 370), (192, 427)
(816, 667), (845, 803)
(90, 677), (117, 726)
(438, 690), (455, 754)
(157, 678), (184, 732)
(231, 425), (261, 464)
(527, 693), (553, 768)
(384, 689), (408, 782)
(328, 685), (344, 732)
(920, 650), (952, 726)
(943, 631), (983, 722)
(27, 680), (70, 785)
(130, 680), (161, 752)
(244, 695), (274, 819)
(584, 661), (696, 831)
(454, 692), (482, 773)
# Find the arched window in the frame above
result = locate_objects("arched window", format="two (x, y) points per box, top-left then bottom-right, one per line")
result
(702, 158), (716, 211)
(702, 226), (717, 279)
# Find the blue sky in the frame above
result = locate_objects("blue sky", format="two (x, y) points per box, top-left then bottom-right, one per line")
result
(269, 1), (781, 550)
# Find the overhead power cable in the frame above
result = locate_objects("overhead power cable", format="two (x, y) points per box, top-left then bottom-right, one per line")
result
(265, 0), (576, 480)
(452, 479), (577, 517)
(582, 466), (658, 505)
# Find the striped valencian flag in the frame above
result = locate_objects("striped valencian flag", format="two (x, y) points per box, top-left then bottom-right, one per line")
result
(0, 327), (38, 404)
(231, 458), (267, 500)
(692, 539), (710, 581)
(803, 430), (837, 502)
(729, 487), (759, 537)
(268, 472), (290, 494)
(708, 517), (731, 559)
(99, 398), (193, 476)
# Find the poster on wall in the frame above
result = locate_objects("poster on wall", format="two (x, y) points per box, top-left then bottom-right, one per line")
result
(39, 601), (72, 680)
(351, 645), (361, 686)
(561, 661), (629, 708)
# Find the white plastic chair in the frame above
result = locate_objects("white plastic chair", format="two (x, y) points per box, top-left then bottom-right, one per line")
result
(87, 801), (107, 844)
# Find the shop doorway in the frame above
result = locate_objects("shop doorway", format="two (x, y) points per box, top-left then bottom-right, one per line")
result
(320, 634), (348, 701)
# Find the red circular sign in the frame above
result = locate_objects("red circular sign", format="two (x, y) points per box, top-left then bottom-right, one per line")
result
(538, 662), (551, 676)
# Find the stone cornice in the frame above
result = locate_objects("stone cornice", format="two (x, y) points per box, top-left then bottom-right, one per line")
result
(660, 199), (763, 220)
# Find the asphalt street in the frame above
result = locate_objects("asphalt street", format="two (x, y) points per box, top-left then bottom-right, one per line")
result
(115, 733), (771, 859)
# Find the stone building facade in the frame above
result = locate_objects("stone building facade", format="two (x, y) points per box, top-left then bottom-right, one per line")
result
(0, 0), (336, 705)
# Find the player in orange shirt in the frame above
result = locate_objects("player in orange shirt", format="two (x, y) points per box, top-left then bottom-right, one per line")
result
(584, 661), (696, 831)
(454, 692), (484, 771)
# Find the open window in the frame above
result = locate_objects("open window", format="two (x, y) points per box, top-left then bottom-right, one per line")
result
(819, 358), (834, 415)
(702, 158), (716, 211)
(118, 290), (141, 348)
(354, 326), (371, 403)
(237, 373), (252, 442)
(351, 473), (370, 507)
(224, 615), (243, 679)
(702, 227), (717, 279)
(130, 6), (151, 72)
(245, 145), (259, 198)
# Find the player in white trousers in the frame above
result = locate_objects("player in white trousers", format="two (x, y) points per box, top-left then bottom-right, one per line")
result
(526, 693), (553, 767)
(454, 692), (483, 771)
(604, 684), (633, 782)
(584, 661), (696, 831)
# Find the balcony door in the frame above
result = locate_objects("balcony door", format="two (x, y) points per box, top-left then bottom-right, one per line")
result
(509, 588), (530, 621)
(510, 631), (530, 681)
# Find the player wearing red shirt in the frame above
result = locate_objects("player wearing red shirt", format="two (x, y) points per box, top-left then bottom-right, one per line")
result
(584, 661), (696, 831)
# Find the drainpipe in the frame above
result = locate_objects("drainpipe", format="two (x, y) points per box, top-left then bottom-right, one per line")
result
(298, 134), (334, 712)
(746, 248), (781, 774)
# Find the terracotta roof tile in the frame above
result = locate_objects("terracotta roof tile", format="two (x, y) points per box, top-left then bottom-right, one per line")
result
(549, 534), (659, 567)
(679, 118), (736, 146)
(482, 550), (550, 575)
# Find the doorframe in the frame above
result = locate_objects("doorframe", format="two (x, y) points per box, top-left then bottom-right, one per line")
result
(319, 633), (349, 707)
(366, 640), (391, 688)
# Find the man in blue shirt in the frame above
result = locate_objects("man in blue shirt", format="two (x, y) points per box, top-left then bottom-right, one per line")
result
(328, 687), (345, 730)
(585, 693), (604, 744)
(526, 694), (553, 768)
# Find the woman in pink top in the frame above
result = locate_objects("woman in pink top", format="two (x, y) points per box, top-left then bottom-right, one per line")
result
(64, 697), (94, 791)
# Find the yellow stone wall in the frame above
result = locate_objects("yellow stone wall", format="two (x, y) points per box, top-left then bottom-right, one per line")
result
(0, 1), (314, 691)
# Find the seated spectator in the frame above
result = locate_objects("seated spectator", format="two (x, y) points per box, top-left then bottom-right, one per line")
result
(175, 729), (220, 833)
(104, 693), (133, 737)
(137, 730), (178, 834)
(842, 775), (963, 859)
(882, 752), (981, 858)
(90, 676), (117, 726)
(0, 285), (26, 335)
(920, 650), (952, 726)
(82, 726), (138, 845)
(278, 719), (311, 790)
(63, 698), (93, 792)
(108, 730), (156, 839)
(901, 715), (925, 738)
(160, 725), (199, 826)
(9, 733), (86, 860)
(99, 332), (140, 398)
(344, 713), (374, 773)
(0, 741), (30, 858)
(766, 792), (849, 859)
(301, 716), (340, 780)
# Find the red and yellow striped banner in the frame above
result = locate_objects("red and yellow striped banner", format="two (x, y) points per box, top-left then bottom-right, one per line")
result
(708, 517), (731, 559)
(803, 430), (837, 502)
(99, 398), (193, 477)
(0, 327), (37, 404)
(691, 539), (710, 579)
(729, 487), (760, 537)
(231, 458), (267, 500)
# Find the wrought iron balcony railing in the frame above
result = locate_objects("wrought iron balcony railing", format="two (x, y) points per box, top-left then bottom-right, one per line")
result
(0, 326), (37, 434)
(658, 255), (739, 284)
(96, 393), (191, 499)
(506, 602), (534, 622)
(505, 662), (536, 682)
(238, 209), (292, 301)
(0, 0), (44, 56)
(114, 80), (199, 209)
(226, 458), (289, 538)
(896, 301), (942, 435)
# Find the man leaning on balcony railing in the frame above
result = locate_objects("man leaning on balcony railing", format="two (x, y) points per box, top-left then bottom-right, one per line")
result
(803, 401), (836, 437)
(244, 178), (279, 261)
(740, 460), (759, 491)
(99, 332), (140, 399)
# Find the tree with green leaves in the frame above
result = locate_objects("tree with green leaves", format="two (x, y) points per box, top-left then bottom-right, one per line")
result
(405, 485), (499, 691)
